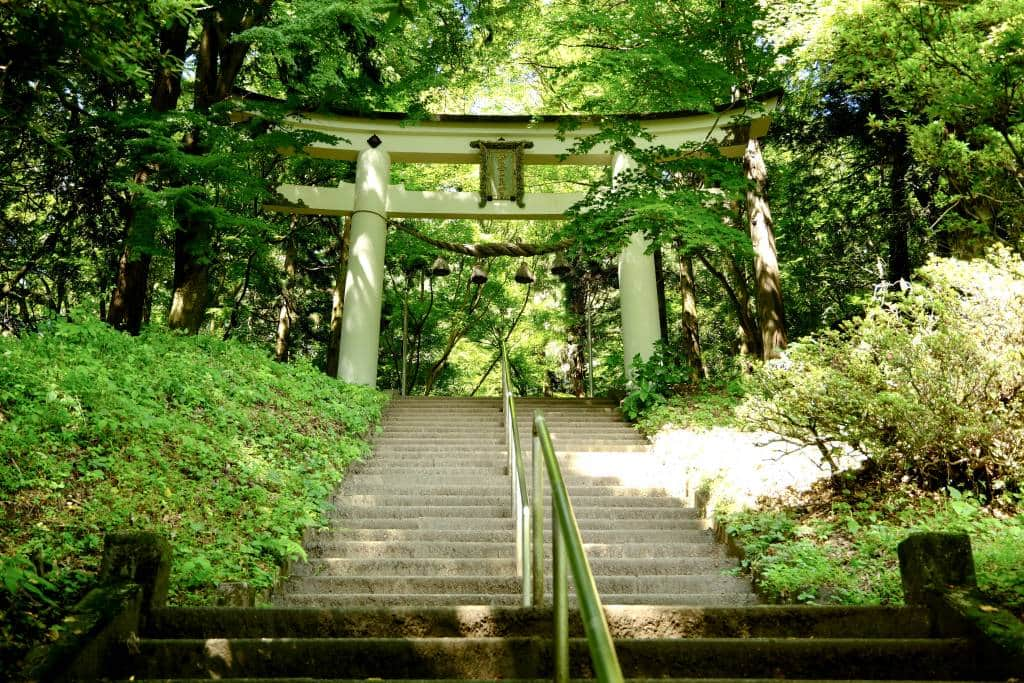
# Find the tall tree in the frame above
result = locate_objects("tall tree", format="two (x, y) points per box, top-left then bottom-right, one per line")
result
(744, 138), (787, 358)
(537, 0), (787, 366)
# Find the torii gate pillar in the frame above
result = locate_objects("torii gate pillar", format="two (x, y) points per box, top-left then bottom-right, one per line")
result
(615, 152), (661, 380)
(338, 145), (391, 387)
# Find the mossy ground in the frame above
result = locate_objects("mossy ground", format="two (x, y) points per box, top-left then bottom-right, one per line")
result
(0, 319), (387, 671)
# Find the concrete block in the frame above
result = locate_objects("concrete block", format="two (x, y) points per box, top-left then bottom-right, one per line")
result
(897, 532), (976, 605)
(99, 532), (172, 612)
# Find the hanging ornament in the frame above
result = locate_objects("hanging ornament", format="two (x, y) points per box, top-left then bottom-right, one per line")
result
(470, 263), (488, 284)
(514, 261), (536, 284)
(430, 256), (451, 277)
(550, 252), (571, 277)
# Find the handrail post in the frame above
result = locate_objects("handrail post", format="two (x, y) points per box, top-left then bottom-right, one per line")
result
(514, 461), (523, 578)
(500, 341), (508, 414)
(531, 413), (544, 607)
(506, 397), (513, 478)
(553, 482), (569, 683)
(506, 386), (514, 541)
(521, 503), (532, 606)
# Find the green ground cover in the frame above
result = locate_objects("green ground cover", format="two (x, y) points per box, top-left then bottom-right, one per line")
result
(719, 485), (1024, 615)
(0, 320), (386, 671)
(632, 386), (745, 436)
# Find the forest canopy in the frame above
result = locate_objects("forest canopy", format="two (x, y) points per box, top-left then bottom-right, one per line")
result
(0, 0), (1020, 398)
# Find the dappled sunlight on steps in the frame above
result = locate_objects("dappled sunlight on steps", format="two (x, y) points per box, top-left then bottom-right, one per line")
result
(274, 396), (753, 608)
(107, 398), (1003, 681)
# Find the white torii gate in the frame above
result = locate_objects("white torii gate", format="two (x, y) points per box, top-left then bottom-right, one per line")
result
(265, 100), (777, 388)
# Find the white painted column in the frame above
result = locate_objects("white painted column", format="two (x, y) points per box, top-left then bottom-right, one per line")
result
(614, 152), (661, 381)
(338, 146), (391, 387)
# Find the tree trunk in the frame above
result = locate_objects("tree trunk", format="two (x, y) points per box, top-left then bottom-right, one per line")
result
(726, 254), (762, 359)
(167, 216), (211, 333)
(744, 138), (788, 360)
(678, 253), (705, 381)
(888, 132), (912, 283)
(274, 240), (298, 362)
(107, 247), (152, 335)
(106, 20), (188, 335)
(698, 252), (761, 358)
(565, 276), (587, 397)
(653, 246), (669, 342)
(169, 3), (272, 333)
(326, 217), (352, 378)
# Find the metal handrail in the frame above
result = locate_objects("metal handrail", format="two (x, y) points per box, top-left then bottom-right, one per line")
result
(535, 414), (623, 683)
(500, 340), (532, 605)
(498, 339), (624, 682)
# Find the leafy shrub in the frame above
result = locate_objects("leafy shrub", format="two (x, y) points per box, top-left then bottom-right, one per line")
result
(0, 319), (386, 670)
(633, 379), (745, 435)
(621, 341), (693, 420)
(742, 248), (1024, 494)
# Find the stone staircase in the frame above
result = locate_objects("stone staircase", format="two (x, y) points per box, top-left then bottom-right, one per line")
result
(275, 396), (754, 607)
(98, 396), (1004, 681)
(114, 603), (989, 679)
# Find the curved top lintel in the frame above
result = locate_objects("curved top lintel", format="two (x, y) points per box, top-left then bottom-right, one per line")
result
(282, 94), (779, 165)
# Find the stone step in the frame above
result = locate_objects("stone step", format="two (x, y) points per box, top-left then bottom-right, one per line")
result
(330, 504), (511, 520)
(385, 406), (503, 410)
(371, 439), (647, 450)
(289, 556), (731, 577)
(353, 455), (505, 465)
(392, 401), (616, 406)
(370, 440), (648, 451)
(338, 494), (690, 508)
(389, 400), (618, 406)
(142, 605), (939, 640)
(117, 636), (974, 679)
(348, 462), (507, 473)
(353, 454), (506, 464)
(327, 516), (702, 531)
(340, 484), (674, 498)
(516, 413), (626, 423)
(370, 439), (505, 447)
(329, 505), (700, 521)
(379, 425), (634, 435)
(279, 574), (751, 596)
(381, 417), (627, 427)
(273, 592), (763, 608)
(306, 541), (723, 559)
(382, 412), (626, 421)
(306, 528), (711, 544)
(289, 558), (518, 576)
(341, 474), (627, 486)
(346, 483), (671, 493)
